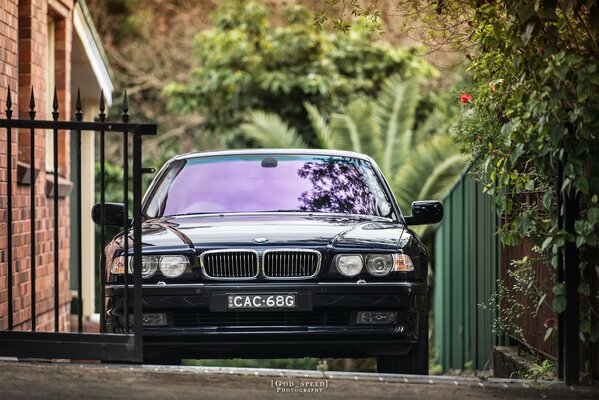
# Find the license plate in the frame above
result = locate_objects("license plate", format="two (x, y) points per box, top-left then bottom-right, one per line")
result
(227, 293), (296, 310)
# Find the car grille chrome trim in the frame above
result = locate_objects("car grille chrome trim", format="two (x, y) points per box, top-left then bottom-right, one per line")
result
(262, 249), (322, 279)
(200, 249), (259, 280)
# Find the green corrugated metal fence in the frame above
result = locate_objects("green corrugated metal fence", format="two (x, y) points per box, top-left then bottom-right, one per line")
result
(433, 172), (500, 371)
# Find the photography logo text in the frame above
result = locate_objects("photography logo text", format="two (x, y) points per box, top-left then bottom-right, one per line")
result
(270, 379), (329, 393)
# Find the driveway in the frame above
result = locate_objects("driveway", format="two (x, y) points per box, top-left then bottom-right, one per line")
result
(0, 360), (597, 399)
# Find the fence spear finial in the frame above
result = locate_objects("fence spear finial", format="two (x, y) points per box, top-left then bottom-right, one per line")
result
(6, 85), (12, 119)
(121, 89), (129, 123)
(75, 88), (83, 122)
(52, 87), (59, 121)
(28, 87), (35, 120)
(98, 89), (106, 122)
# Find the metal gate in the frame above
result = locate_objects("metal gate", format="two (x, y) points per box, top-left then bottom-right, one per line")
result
(0, 87), (156, 362)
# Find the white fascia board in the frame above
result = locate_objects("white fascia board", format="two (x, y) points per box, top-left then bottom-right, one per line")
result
(73, 2), (114, 105)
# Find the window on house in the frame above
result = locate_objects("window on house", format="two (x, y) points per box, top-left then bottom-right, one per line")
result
(45, 17), (56, 172)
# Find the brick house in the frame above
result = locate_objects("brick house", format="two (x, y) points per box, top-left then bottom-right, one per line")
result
(0, 0), (113, 332)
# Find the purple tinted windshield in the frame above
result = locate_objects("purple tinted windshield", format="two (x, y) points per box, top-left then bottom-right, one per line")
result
(145, 155), (393, 217)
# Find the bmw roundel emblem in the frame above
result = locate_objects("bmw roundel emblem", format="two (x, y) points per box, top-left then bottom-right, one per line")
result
(253, 237), (268, 244)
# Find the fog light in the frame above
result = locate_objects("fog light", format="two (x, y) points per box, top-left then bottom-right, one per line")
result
(356, 311), (397, 324)
(128, 313), (168, 327)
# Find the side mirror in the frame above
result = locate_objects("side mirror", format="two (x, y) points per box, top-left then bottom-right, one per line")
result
(91, 203), (129, 227)
(404, 200), (443, 225)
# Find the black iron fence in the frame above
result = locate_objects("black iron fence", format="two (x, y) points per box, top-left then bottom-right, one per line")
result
(0, 87), (156, 362)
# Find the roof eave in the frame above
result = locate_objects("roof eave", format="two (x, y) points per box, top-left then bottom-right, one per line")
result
(73, 0), (114, 104)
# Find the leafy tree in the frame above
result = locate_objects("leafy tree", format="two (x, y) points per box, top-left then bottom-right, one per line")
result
(461, 1), (598, 347)
(241, 75), (467, 239)
(165, 1), (436, 148)
(378, 0), (599, 353)
(87, 0), (217, 166)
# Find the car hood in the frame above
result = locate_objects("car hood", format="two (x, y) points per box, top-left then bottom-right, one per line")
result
(138, 214), (408, 251)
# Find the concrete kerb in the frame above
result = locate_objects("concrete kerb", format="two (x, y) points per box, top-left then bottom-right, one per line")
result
(138, 364), (596, 391)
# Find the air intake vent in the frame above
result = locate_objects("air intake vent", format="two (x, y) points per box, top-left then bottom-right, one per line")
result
(262, 249), (321, 279)
(200, 250), (259, 279)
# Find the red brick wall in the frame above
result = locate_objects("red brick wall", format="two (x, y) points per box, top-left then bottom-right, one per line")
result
(0, 0), (75, 332)
(0, 0), (19, 331)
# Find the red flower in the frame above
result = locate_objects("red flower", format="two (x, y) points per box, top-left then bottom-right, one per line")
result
(460, 93), (472, 103)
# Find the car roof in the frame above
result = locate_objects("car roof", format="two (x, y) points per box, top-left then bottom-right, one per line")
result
(172, 148), (372, 162)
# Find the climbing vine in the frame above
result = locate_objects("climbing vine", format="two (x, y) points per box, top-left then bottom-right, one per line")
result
(389, 0), (599, 343)
(457, 0), (599, 344)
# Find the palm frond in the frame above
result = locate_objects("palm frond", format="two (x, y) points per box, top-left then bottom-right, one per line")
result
(330, 113), (362, 153)
(392, 134), (467, 212)
(375, 76), (420, 177)
(418, 154), (466, 200)
(344, 100), (381, 156)
(413, 109), (447, 147)
(394, 135), (468, 239)
(304, 102), (334, 149)
(240, 111), (306, 148)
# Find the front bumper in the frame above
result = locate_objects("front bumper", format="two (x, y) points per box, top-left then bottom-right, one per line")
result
(105, 281), (426, 359)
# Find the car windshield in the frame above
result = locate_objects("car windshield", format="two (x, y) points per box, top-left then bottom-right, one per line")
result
(144, 154), (394, 218)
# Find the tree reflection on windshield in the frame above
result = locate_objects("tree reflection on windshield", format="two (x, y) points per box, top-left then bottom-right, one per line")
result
(297, 158), (378, 215)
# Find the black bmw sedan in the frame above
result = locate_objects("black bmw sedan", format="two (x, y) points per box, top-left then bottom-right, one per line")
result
(93, 149), (443, 374)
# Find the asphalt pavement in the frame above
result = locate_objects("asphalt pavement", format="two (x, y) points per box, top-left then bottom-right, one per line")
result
(0, 360), (597, 399)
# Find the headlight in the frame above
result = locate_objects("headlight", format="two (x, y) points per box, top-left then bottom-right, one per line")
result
(159, 255), (189, 278)
(110, 255), (158, 279)
(131, 255), (159, 278)
(137, 256), (158, 279)
(365, 254), (393, 276)
(335, 255), (363, 277)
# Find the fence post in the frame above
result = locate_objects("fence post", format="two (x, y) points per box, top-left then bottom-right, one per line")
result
(28, 89), (36, 332)
(52, 88), (59, 332)
(6, 86), (13, 330)
(558, 159), (580, 384)
(132, 127), (144, 363)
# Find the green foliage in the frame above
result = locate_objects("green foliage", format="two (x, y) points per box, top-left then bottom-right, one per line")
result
(524, 359), (556, 381)
(392, 135), (465, 237)
(390, 0), (599, 347)
(94, 159), (155, 210)
(241, 111), (306, 148)
(240, 75), (467, 239)
(165, 0), (434, 148)
(479, 255), (555, 347)
(183, 358), (319, 370)
(376, 77), (420, 176)
(94, 160), (129, 204)
(463, 359), (474, 372)
(313, 1), (382, 33)
(87, 0), (219, 165)
(453, 0), (599, 344)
